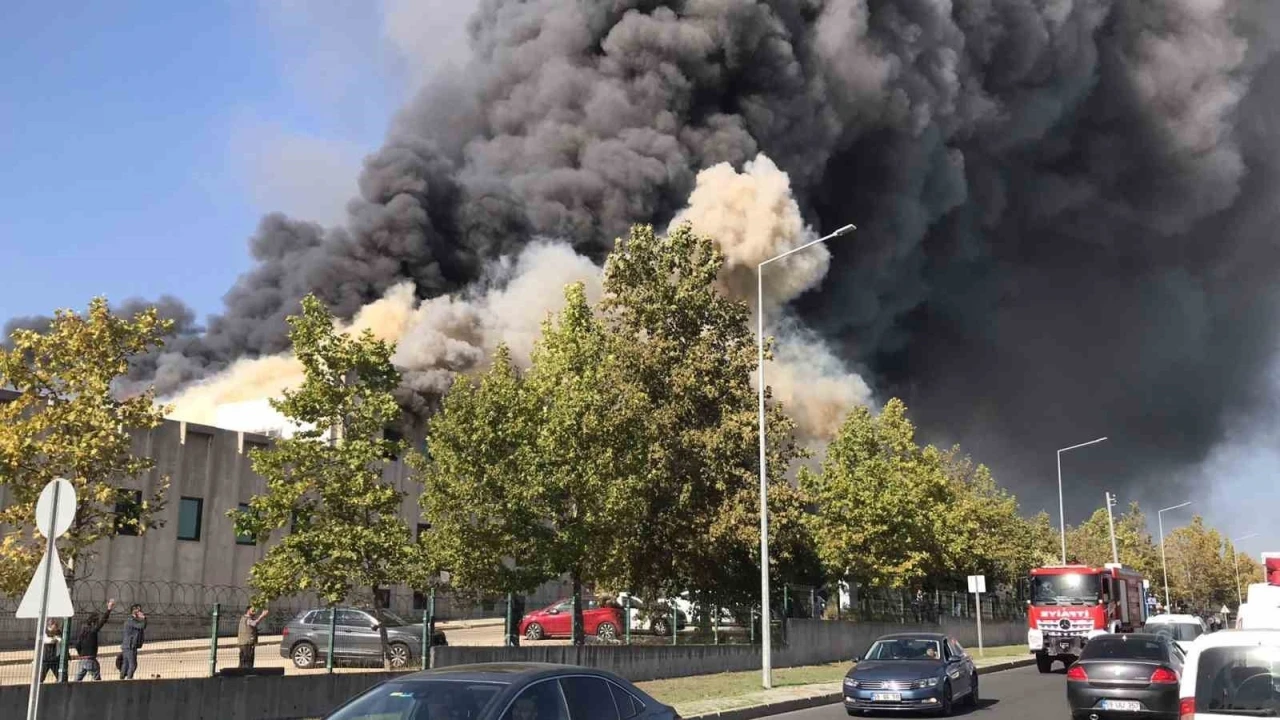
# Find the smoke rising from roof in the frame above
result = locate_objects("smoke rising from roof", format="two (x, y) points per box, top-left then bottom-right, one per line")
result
(9, 1), (1280, 526)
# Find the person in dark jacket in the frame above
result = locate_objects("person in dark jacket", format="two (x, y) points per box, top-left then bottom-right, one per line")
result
(40, 619), (62, 682)
(119, 604), (146, 679)
(74, 599), (115, 681)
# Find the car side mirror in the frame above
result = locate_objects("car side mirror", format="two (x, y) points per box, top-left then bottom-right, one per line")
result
(851, 656), (860, 663)
(548, 609), (559, 615)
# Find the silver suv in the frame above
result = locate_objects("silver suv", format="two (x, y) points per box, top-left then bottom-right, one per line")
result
(280, 607), (447, 669)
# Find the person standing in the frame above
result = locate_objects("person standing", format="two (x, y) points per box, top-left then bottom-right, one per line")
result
(120, 604), (146, 679)
(238, 606), (269, 669)
(40, 619), (62, 682)
(74, 599), (116, 681)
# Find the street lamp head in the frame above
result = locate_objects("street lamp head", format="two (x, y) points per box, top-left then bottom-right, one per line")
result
(831, 224), (856, 238)
(1159, 501), (1193, 514)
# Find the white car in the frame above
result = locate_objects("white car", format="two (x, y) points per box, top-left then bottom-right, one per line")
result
(613, 593), (688, 636)
(1176, 628), (1280, 718)
(1145, 614), (1208, 652)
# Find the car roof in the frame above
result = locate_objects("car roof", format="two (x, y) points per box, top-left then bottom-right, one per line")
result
(398, 663), (618, 683)
(1145, 614), (1202, 624)
(873, 632), (949, 641)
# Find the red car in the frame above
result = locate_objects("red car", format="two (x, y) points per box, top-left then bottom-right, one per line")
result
(519, 598), (623, 642)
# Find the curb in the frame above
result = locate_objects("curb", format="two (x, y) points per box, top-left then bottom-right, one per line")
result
(683, 658), (1036, 720)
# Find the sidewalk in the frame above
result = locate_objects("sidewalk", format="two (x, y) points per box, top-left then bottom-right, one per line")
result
(0, 616), (505, 667)
(670, 652), (1035, 719)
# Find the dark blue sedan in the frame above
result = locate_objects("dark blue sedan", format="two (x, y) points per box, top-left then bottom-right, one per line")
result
(843, 633), (979, 716)
(322, 662), (679, 719)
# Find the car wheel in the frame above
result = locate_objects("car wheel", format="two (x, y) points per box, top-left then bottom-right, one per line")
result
(1035, 653), (1053, 674)
(968, 675), (979, 707)
(937, 681), (953, 717)
(291, 641), (317, 669)
(525, 623), (545, 641)
(388, 642), (411, 669)
(652, 617), (670, 637)
(596, 622), (618, 642)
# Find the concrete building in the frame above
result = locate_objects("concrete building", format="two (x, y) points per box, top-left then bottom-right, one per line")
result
(0, 389), (566, 618)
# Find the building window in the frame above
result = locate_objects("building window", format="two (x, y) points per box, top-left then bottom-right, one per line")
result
(383, 427), (404, 460)
(177, 497), (203, 542)
(416, 522), (431, 542)
(375, 588), (391, 610)
(114, 489), (143, 536)
(235, 503), (256, 546)
(413, 591), (428, 611)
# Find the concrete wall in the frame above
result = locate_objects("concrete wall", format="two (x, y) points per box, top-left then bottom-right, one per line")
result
(0, 671), (400, 720)
(431, 618), (1028, 682)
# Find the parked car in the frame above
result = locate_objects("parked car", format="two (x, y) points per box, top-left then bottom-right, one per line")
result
(1143, 613), (1207, 653)
(1065, 633), (1183, 720)
(842, 633), (978, 716)
(281, 607), (447, 670)
(1177, 626), (1280, 718)
(613, 593), (688, 636)
(519, 598), (624, 642)
(321, 662), (679, 719)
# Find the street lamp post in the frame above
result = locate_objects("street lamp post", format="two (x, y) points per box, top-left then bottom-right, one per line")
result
(1057, 437), (1108, 564)
(1105, 492), (1120, 565)
(758, 223), (854, 690)
(1232, 533), (1258, 608)
(1157, 501), (1193, 610)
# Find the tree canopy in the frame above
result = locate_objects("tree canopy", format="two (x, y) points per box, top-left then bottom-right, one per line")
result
(0, 298), (171, 593)
(234, 295), (421, 668)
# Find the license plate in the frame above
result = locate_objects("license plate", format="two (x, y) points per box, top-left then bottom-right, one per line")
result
(1100, 700), (1141, 711)
(871, 693), (902, 702)
(1059, 642), (1072, 651)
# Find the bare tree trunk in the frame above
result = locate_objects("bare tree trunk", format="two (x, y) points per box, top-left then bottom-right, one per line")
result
(372, 586), (392, 671)
(571, 572), (584, 646)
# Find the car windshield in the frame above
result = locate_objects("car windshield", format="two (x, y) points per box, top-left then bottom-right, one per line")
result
(1080, 637), (1166, 661)
(1194, 646), (1280, 717)
(1150, 623), (1202, 642)
(326, 680), (507, 720)
(865, 638), (941, 661)
(1031, 573), (1101, 605)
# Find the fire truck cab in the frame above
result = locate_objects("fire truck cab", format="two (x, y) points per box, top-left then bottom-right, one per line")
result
(1026, 563), (1148, 673)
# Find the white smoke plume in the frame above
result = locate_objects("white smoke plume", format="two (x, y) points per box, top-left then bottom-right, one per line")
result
(168, 153), (868, 445)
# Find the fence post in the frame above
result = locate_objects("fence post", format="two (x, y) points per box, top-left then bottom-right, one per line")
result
(749, 608), (755, 645)
(326, 607), (336, 674)
(623, 596), (630, 646)
(713, 606), (719, 645)
(208, 603), (220, 677)
(670, 605), (677, 646)
(427, 589), (436, 661)
(810, 588), (816, 619)
(58, 616), (72, 682)
(421, 610), (429, 671)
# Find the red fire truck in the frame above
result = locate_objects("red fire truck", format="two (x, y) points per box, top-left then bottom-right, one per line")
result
(1026, 563), (1149, 673)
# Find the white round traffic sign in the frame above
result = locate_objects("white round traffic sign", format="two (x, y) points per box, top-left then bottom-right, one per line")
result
(34, 478), (76, 539)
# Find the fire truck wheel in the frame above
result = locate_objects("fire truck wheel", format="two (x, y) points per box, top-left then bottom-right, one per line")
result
(1036, 653), (1053, 674)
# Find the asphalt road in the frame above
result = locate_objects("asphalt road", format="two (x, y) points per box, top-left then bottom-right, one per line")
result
(765, 666), (1071, 719)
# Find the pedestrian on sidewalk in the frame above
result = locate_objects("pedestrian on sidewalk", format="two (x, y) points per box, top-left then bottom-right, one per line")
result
(238, 606), (269, 669)
(74, 599), (115, 681)
(119, 604), (146, 679)
(40, 619), (62, 682)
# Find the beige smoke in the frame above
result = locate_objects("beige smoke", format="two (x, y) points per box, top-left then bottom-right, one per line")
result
(166, 244), (601, 425)
(671, 153), (872, 444)
(170, 152), (870, 444)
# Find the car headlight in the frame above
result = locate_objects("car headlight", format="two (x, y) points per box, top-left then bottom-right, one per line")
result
(844, 678), (859, 688)
(923, 677), (940, 688)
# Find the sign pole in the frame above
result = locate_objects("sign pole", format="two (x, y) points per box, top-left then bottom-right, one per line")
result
(968, 575), (986, 658)
(26, 481), (60, 720)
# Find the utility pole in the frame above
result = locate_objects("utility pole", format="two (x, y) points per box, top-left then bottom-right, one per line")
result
(1105, 492), (1119, 565)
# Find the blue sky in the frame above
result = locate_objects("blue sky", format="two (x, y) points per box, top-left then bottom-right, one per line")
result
(0, 0), (469, 323)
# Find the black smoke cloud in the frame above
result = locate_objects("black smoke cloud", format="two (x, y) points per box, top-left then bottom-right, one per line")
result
(10, 1), (1280, 519)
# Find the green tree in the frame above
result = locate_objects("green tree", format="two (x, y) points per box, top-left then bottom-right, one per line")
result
(1162, 516), (1235, 613)
(233, 295), (420, 669)
(800, 399), (956, 590)
(595, 223), (809, 609)
(940, 449), (1046, 587)
(418, 284), (652, 643)
(0, 298), (171, 593)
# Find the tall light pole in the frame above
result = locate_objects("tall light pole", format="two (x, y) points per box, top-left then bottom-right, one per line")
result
(1104, 492), (1120, 565)
(1157, 501), (1193, 610)
(1057, 437), (1108, 564)
(758, 223), (854, 689)
(1232, 533), (1258, 608)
